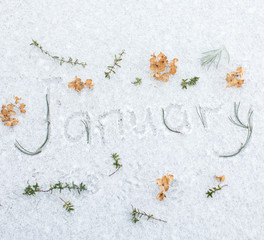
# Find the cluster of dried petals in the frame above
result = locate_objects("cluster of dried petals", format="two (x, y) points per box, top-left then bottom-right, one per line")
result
(226, 67), (245, 88)
(215, 175), (225, 182)
(150, 52), (178, 82)
(0, 97), (26, 126)
(156, 174), (174, 201)
(68, 76), (94, 92)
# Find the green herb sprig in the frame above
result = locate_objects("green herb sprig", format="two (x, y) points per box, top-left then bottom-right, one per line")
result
(23, 182), (87, 196)
(201, 45), (230, 69)
(131, 205), (167, 223)
(60, 197), (74, 213)
(219, 102), (253, 158)
(15, 94), (50, 155)
(162, 108), (182, 134)
(105, 50), (125, 79)
(206, 184), (228, 198)
(109, 153), (122, 176)
(30, 40), (87, 68)
(181, 77), (199, 89)
(132, 78), (142, 86)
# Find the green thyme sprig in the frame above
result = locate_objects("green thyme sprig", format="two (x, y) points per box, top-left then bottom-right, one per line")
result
(201, 45), (230, 69)
(30, 40), (87, 68)
(15, 94), (50, 156)
(196, 105), (206, 128)
(23, 182), (87, 196)
(81, 120), (90, 144)
(60, 197), (74, 213)
(132, 78), (142, 86)
(181, 77), (199, 89)
(131, 205), (167, 223)
(105, 50), (125, 79)
(206, 184), (228, 198)
(219, 102), (253, 158)
(162, 108), (182, 134)
(109, 153), (122, 176)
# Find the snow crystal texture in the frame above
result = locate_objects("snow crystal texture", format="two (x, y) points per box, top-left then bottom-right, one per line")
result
(0, 0), (264, 239)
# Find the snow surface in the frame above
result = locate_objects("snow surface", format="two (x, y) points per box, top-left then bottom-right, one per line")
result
(1, 0), (264, 239)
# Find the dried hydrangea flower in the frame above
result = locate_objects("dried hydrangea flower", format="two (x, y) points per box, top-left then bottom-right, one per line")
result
(85, 79), (94, 89)
(156, 174), (174, 201)
(150, 52), (168, 72)
(226, 67), (245, 88)
(150, 53), (178, 82)
(68, 76), (85, 92)
(68, 76), (94, 92)
(0, 97), (26, 127)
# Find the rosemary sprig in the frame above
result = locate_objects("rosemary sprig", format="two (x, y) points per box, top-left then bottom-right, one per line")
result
(219, 102), (253, 158)
(131, 205), (167, 223)
(23, 182), (87, 196)
(196, 105), (206, 128)
(81, 120), (89, 144)
(109, 153), (122, 176)
(30, 40), (87, 68)
(206, 184), (228, 198)
(162, 108), (182, 134)
(105, 50), (125, 79)
(181, 77), (199, 89)
(15, 94), (50, 155)
(201, 45), (230, 69)
(132, 78), (142, 86)
(60, 197), (74, 213)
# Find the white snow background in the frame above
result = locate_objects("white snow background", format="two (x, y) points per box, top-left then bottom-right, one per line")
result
(1, 0), (264, 239)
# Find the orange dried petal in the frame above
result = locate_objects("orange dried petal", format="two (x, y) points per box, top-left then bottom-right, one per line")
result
(85, 79), (94, 89)
(14, 96), (22, 104)
(19, 103), (26, 113)
(156, 192), (166, 201)
(215, 175), (225, 182)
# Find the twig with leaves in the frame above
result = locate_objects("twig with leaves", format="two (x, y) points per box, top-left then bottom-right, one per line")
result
(206, 184), (228, 198)
(81, 120), (90, 144)
(15, 94), (50, 155)
(162, 108), (182, 134)
(132, 78), (142, 86)
(60, 197), (74, 213)
(181, 77), (199, 89)
(219, 102), (253, 158)
(131, 205), (167, 223)
(105, 50), (125, 79)
(30, 40), (87, 68)
(109, 153), (122, 176)
(201, 45), (230, 69)
(196, 105), (206, 128)
(23, 182), (87, 196)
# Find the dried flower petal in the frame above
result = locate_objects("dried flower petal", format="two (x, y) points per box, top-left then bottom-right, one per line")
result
(226, 67), (245, 88)
(19, 103), (26, 113)
(156, 174), (174, 192)
(4, 118), (19, 126)
(169, 58), (178, 75)
(151, 72), (170, 82)
(150, 52), (168, 72)
(14, 96), (21, 104)
(156, 192), (166, 201)
(85, 79), (94, 89)
(215, 175), (225, 182)
(68, 76), (85, 92)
